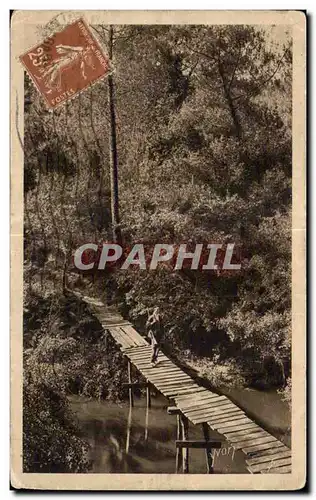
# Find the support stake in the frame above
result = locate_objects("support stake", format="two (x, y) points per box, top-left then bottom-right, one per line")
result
(181, 415), (189, 473)
(146, 383), (151, 409)
(175, 414), (182, 473)
(202, 422), (214, 473)
(127, 360), (134, 407)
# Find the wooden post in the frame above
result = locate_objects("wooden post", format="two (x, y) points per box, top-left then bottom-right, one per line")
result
(108, 25), (122, 244)
(202, 422), (214, 473)
(127, 361), (134, 407)
(146, 383), (151, 409)
(175, 414), (182, 473)
(180, 415), (189, 473)
(144, 383), (150, 442)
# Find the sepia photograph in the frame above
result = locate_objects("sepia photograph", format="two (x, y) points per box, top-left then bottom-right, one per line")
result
(10, 10), (306, 490)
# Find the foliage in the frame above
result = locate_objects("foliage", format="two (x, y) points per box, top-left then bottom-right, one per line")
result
(24, 292), (128, 400)
(24, 24), (292, 394)
(23, 379), (91, 472)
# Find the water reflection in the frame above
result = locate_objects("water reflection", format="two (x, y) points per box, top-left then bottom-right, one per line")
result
(144, 401), (149, 442)
(125, 405), (132, 454)
(69, 394), (249, 474)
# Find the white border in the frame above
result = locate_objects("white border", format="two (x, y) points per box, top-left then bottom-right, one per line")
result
(2, 2), (312, 498)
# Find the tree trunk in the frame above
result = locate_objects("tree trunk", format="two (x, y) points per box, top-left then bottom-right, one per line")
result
(108, 26), (122, 244)
(218, 60), (242, 139)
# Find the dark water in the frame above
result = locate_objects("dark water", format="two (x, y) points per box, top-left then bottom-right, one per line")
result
(222, 387), (291, 448)
(69, 394), (249, 474)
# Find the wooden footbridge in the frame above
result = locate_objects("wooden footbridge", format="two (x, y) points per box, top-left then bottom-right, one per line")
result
(75, 291), (291, 475)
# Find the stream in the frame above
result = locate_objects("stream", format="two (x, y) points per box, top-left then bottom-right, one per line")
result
(69, 388), (289, 474)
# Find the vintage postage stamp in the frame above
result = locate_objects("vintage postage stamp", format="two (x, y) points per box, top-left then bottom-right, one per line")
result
(11, 10), (306, 492)
(19, 18), (110, 109)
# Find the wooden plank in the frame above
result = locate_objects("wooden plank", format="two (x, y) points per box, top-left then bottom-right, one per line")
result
(127, 349), (166, 358)
(175, 391), (218, 402)
(135, 358), (172, 367)
(138, 367), (176, 377)
(164, 383), (201, 393)
(250, 457), (291, 473)
(107, 326), (126, 345)
(123, 345), (152, 353)
(204, 413), (245, 426)
(206, 403), (242, 415)
(148, 375), (190, 384)
(117, 327), (138, 347)
(263, 465), (291, 474)
(108, 327), (131, 348)
(127, 352), (155, 360)
(141, 367), (182, 376)
(159, 383), (197, 394)
(243, 440), (285, 455)
(136, 361), (174, 370)
(241, 437), (279, 453)
(188, 404), (239, 418)
(180, 401), (232, 415)
(180, 397), (232, 411)
(155, 380), (195, 389)
(149, 374), (192, 383)
(193, 412), (245, 425)
(143, 372), (185, 381)
(152, 378), (193, 387)
(217, 422), (258, 434)
(125, 325), (148, 343)
(177, 398), (227, 412)
(211, 417), (252, 430)
(225, 427), (263, 440)
(176, 440), (222, 449)
(142, 364), (181, 372)
(111, 327), (133, 347)
(124, 350), (151, 356)
(174, 391), (210, 402)
(228, 430), (267, 443)
(101, 321), (132, 327)
(246, 446), (290, 461)
(247, 450), (291, 467)
(116, 327), (139, 346)
(178, 395), (228, 410)
(165, 386), (206, 397)
(153, 376), (193, 385)
(167, 407), (181, 415)
(206, 410), (245, 424)
(238, 430), (278, 446)
(165, 384), (203, 394)
(177, 394), (221, 405)
(122, 325), (148, 345)
(130, 353), (168, 362)
(211, 415), (249, 427)
(155, 383), (196, 393)
(185, 405), (240, 421)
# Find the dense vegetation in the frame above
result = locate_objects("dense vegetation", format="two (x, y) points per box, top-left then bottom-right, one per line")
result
(23, 24), (292, 471)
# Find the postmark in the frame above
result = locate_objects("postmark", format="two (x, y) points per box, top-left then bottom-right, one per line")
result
(19, 18), (111, 109)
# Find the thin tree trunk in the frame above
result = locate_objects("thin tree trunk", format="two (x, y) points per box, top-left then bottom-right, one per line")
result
(108, 26), (122, 244)
(218, 60), (242, 139)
